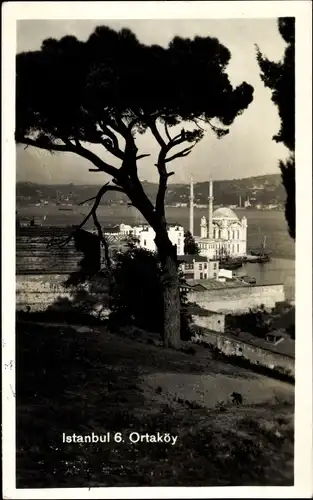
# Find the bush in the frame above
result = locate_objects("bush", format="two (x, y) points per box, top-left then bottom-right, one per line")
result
(108, 245), (192, 340)
(226, 309), (272, 338)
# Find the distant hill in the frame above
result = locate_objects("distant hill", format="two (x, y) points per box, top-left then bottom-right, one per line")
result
(16, 174), (285, 207)
(167, 174), (286, 206)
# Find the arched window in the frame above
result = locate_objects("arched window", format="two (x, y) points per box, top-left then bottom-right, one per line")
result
(232, 230), (235, 239)
(237, 230), (240, 239)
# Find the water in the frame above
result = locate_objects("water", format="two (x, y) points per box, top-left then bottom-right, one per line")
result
(18, 205), (295, 300)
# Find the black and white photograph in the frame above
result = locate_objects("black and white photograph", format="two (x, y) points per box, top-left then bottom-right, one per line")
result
(2, 1), (312, 497)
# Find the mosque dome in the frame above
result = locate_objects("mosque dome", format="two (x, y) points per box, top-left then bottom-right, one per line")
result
(213, 207), (239, 220)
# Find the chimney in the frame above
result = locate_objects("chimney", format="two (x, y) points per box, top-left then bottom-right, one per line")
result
(208, 178), (214, 239)
(189, 176), (194, 235)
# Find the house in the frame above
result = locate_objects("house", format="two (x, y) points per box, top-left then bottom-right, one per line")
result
(119, 223), (185, 256)
(177, 254), (219, 280)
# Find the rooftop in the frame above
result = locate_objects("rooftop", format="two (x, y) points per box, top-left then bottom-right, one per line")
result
(186, 278), (251, 290)
(223, 330), (295, 359)
(188, 304), (222, 317)
(17, 226), (74, 237)
(194, 319), (295, 359)
(103, 227), (121, 234)
(177, 254), (208, 263)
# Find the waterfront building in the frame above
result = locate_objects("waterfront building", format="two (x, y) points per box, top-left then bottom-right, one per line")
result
(116, 223), (185, 255)
(177, 254), (219, 280)
(189, 177), (248, 259)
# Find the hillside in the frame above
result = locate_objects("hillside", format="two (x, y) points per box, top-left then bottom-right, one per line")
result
(16, 173), (285, 207)
(17, 320), (294, 487)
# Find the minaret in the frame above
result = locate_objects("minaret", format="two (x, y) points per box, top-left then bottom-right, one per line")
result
(189, 176), (194, 235)
(208, 177), (214, 239)
(200, 216), (207, 238)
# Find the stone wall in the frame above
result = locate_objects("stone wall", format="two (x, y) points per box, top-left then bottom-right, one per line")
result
(191, 311), (225, 333)
(188, 284), (285, 314)
(193, 330), (294, 377)
(16, 228), (85, 274)
(16, 274), (110, 315)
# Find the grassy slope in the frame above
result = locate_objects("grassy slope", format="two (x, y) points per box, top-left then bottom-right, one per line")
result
(16, 322), (294, 488)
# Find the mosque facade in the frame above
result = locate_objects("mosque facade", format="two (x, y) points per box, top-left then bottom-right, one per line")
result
(189, 178), (248, 259)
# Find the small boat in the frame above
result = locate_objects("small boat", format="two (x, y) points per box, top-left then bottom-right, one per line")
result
(58, 207), (73, 211)
(216, 247), (244, 270)
(219, 257), (243, 270)
(239, 275), (256, 285)
(252, 254), (271, 263)
(250, 235), (271, 263)
(220, 261), (243, 270)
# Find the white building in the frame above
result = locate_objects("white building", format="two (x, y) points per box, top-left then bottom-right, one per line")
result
(189, 178), (248, 259)
(178, 254), (219, 280)
(119, 223), (185, 255)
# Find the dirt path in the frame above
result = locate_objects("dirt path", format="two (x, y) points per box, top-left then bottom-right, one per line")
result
(141, 371), (293, 409)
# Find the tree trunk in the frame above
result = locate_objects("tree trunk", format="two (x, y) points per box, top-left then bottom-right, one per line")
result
(155, 230), (181, 349)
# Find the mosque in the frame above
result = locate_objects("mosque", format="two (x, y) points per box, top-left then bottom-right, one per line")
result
(189, 177), (247, 259)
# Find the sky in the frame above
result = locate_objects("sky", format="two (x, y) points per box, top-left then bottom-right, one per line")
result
(16, 18), (289, 185)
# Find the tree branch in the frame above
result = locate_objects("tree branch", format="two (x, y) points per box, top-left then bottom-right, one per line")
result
(171, 135), (187, 148)
(98, 122), (120, 150)
(78, 186), (125, 206)
(98, 137), (124, 160)
(153, 127), (202, 223)
(148, 119), (167, 149)
(164, 122), (172, 142)
(154, 129), (187, 219)
(17, 136), (73, 153)
(48, 183), (125, 248)
(191, 118), (205, 131)
(165, 144), (196, 163)
(207, 119), (229, 138)
(136, 153), (151, 161)
(95, 124), (125, 160)
(17, 134), (122, 180)
(92, 210), (111, 270)
(67, 139), (122, 179)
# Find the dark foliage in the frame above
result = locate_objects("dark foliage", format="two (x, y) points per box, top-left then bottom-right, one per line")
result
(184, 230), (200, 255)
(66, 229), (101, 284)
(226, 309), (273, 338)
(257, 17), (295, 239)
(108, 245), (192, 340)
(286, 323), (295, 340)
(279, 155), (295, 239)
(16, 27), (253, 142)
